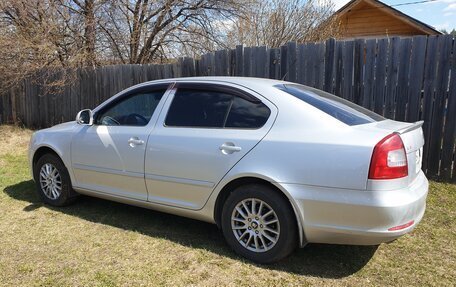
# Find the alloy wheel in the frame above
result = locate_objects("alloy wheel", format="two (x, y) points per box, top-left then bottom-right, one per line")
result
(231, 198), (281, 253)
(39, 163), (62, 200)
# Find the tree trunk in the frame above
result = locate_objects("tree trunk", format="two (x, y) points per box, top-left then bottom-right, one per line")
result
(84, 0), (96, 67)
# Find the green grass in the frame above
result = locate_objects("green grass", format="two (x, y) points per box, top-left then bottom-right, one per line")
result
(0, 125), (455, 286)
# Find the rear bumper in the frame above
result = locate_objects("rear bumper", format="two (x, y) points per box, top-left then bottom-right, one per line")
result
(284, 171), (428, 246)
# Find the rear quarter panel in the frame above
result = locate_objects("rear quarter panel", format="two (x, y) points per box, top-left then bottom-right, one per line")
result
(225, 93), (389, 190)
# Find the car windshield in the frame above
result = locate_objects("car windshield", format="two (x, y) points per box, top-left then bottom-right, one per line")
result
(275, 84), (385, 126)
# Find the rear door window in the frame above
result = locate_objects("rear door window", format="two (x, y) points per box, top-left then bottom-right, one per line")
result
(165, 87), (270, 129)
(225, 96), (270, 128)
(276, 84), (384, 126)
(165, 89), (232, 128)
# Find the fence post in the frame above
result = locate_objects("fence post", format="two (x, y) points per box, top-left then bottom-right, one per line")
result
(287, 42), (297, 82)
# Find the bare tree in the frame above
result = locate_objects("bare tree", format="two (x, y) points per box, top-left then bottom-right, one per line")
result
(97, 0), (246, 64)
(0, 0), (85, 91)
(225, 0), (339, 48)
(0, 0), (250, 93)
(57, 0), (99, 67)
(2, 0), (338, 94)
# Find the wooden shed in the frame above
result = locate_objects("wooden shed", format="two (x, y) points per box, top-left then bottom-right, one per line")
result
(335, 0), (441, 39)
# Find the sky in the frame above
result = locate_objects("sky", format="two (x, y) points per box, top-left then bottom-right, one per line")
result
(332, 0), (456, 31)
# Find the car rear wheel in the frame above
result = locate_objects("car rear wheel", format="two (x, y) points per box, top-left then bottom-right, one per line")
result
(221, 184), (298, 264)
(33, 153), (79, 206)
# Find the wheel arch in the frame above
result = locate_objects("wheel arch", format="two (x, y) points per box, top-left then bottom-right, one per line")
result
(32, 146), (62, 168)
(31, 145), (69, 183)
(213, 176), (307, 247)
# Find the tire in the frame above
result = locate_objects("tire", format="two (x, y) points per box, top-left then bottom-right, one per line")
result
(221, 184), (298, 264)
(33, 153), (79, 206)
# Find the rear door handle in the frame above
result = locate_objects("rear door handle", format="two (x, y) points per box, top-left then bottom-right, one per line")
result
(219, 143), (242, 154)
(128, 137), (144, 147)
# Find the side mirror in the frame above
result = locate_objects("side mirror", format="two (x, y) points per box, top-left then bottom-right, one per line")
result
(76, 109), (93, 125)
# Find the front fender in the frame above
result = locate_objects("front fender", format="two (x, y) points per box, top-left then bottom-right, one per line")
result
(29, 122), (79, 183)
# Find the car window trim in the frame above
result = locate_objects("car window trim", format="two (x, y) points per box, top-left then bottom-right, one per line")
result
(174, 82), (261, 104)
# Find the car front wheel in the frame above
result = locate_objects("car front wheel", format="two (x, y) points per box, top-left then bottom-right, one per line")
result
(33, 153), (79, 206)
(221, 184), (298, 264)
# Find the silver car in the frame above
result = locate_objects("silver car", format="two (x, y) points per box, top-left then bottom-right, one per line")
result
(29, 77), (428, 263)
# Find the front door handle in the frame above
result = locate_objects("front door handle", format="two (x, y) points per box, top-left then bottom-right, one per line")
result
(219, 142), (242, 154)
(128, 137), (144, 147)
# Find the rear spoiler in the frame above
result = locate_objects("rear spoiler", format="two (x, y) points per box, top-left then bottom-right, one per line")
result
(394, 121), (424, 135)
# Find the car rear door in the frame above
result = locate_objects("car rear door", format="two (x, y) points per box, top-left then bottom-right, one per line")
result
(144, 82), (277, 210)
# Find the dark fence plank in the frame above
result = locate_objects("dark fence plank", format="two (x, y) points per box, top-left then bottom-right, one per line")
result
(0, 89), (3, 123)
(342, 40), (354, 101)
(362, 39), (377, 110)
(229, 48), (236, 76)
(310, 43), (321, 87)
(280, 45), (288, 80)
(243, 47), (252, 77)
(427, 36), (453, 177)
(253, 46), (268, 78)
(395, 38), (412, 122)
(314, 43), (325, 90)
(287, 42), (297, 82)
(304, 44), (315, 86)
(385, 37), (400, 119)
(297, 44), (306, 85)
(373, 38), (388, 115)
(421, 35), (439, 174)
(181, 57), (195, 77)
(268, 48), (280, 79)
(441, 37), (456, 181)
(353, 39), (364, 105)
(407, 36), (427, 122)
(215, 50), (228, 76)
(235, 45), (243, 76)
(334, 40), (344, 97)
(324, 38), (335, 93)
(10, 87), (16, 123)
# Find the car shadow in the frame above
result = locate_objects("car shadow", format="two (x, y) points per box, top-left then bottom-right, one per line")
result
(4, 180), (378, 278)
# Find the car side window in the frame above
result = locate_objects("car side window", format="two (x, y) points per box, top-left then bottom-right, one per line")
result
(225, 96), (271, 128)
(96, 90), (166, 126)
(165, 89), (232, 128)
(165, 87), (270, 129)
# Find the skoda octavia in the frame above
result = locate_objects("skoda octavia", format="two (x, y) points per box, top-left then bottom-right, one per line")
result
(29, 77), (428, 263)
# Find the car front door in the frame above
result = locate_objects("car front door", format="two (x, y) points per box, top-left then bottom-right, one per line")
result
(145, 82), (277, 209)
(71, 84), (171, 201)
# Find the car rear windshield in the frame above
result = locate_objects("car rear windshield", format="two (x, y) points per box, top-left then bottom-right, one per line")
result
(275, 84), (385, 126)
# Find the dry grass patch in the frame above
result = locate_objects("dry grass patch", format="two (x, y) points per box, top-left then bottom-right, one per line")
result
(0, 125), (32, 156)
(0, 125), (455, 286)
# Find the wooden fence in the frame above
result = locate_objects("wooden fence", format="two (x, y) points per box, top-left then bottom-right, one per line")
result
(1, 35), (455, 182)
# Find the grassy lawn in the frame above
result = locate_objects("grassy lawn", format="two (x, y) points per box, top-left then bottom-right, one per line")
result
(0, 125), (455, 286)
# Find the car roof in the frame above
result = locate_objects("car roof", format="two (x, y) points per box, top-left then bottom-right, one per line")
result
(141, 76), (290, 90)
(123, 76), (324, 114)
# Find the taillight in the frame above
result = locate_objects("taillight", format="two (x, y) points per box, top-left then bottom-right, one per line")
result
(368, 133), (408, 179)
